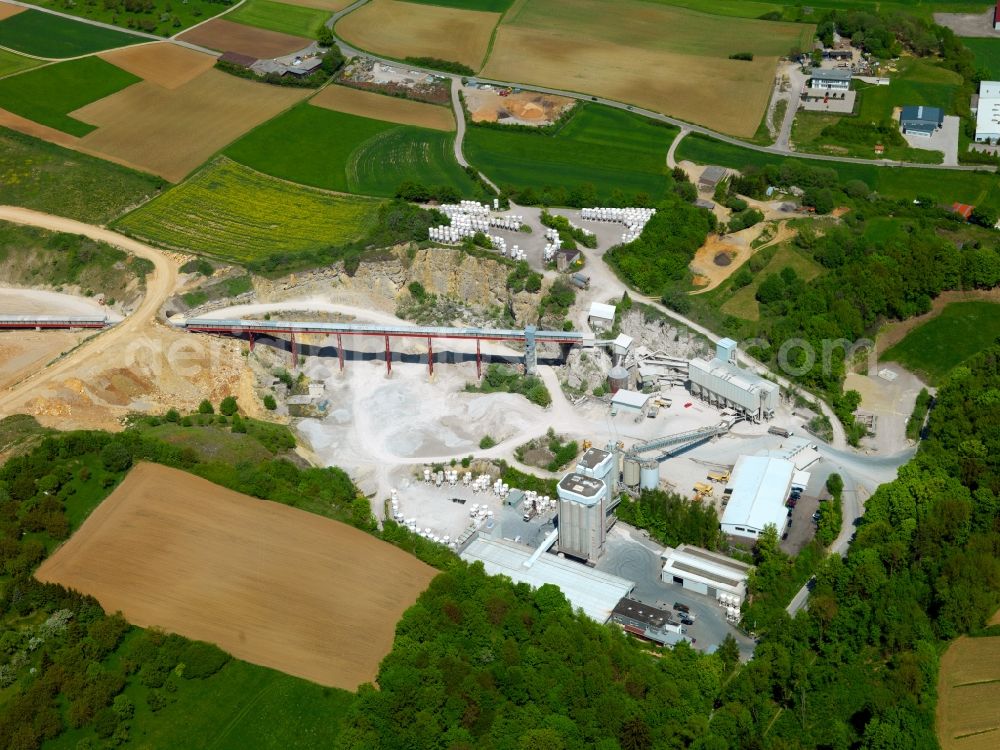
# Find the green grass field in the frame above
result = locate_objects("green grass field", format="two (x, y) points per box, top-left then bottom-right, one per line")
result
(0, 56), (140, 135)
(34, 0), (245, 36)
(856, 58), (962, 121)
(225, 103), (478, 198)
(676, 132), (1000, 211)
(0, 47), (43, 77)
(465, 103), (675, 202)
(0, 127), (163, 223)
(791, 110), (944, 163)
(114, 158), (383, 262)
(961, 37), (1000, 80)
(0, 9), (144, 58)
(404, 0), (514, 9)
(882, 300), (1000, 383)
(226, 0), (329, 38)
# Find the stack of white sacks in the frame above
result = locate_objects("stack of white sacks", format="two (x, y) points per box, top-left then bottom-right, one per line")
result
(580, 206), (656, 243)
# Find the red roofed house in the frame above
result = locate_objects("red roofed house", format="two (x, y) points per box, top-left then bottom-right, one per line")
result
(995, 1), (1000, 30)
(952, 202), (974, 221)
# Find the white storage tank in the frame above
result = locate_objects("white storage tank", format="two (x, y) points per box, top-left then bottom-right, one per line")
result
(639, 460), (660, 491)
(623, 457), (641, 488)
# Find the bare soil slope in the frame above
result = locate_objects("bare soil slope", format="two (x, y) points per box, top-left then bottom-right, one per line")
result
(36, 463), (437, 689)
(178, 18), (311, 58)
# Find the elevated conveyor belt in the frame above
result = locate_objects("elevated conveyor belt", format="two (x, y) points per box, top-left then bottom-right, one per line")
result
(0, 315), (112, 330)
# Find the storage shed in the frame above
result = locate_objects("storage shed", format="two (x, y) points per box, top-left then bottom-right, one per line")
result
(610, 389), (650, 415)
(588, 302), (616, 330)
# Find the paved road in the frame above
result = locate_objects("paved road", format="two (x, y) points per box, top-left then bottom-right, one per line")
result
(0, 207), (177, 415)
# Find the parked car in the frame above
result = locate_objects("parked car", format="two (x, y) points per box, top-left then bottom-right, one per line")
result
(680, 617), (694, 626)
(812, 512), (821, 522)
(673, 602), (690, 613)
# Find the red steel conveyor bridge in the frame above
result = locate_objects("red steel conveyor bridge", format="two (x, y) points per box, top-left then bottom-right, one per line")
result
(175, 318), (592, 377)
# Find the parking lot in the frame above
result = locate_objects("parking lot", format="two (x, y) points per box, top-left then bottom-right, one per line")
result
(597, 525), (755, 659)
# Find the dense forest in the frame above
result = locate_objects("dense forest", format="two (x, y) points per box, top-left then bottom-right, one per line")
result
(615, 489), (724, 551)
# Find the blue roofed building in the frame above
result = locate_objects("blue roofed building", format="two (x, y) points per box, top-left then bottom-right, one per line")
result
(899, 105), (944, 137)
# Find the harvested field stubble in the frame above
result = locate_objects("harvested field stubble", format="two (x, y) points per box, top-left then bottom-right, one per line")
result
(937, 636), (1000, 750)
(71, 68), (309, 182)
(177, 18), (311, 58)
(35, 463), (438, 689)
(336, 0), (500, 70)
(311, 84), (454, 130)
(481, 0), (813, 137)
(98, 43), (216, 90)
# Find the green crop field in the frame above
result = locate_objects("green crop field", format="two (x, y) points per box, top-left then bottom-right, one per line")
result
(961, 37), (1000, 80)
(0, 127), (163, 223)
(33, 0), (244, 36)
(403, 0), (514, 10)
(0, 47), (43, 77)
(0, 56), (139, 136)
(676, 133), (1000, 211)
(226, 0), (329, 38)
(465, 104), (675, 203)
(882, 300), (1000, 384)
(225, 103), (478, 198)
(0, 9), (144, 58)
(115, 158), (382, 262)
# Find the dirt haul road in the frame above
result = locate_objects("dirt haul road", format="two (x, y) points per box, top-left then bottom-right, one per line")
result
(0, 206), (177, 416)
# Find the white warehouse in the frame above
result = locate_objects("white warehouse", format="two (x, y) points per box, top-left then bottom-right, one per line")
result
(720, 455), (808, 538)
(661, 544), (752, 606)
(974, 80), (1000, 143)
(688, 339), (779, 421)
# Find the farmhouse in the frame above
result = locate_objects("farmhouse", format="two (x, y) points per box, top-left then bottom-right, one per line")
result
(809, 68), (851, 91)
(660, 544), (752, 606)
(974, 81), (1000, 143)
(899, 105), (943, 137)
(952, 202), (974, 221)
(720, 455), (804, 538)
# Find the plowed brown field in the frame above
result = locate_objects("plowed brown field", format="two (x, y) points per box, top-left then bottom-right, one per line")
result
(310, 84), (454, 130)
(70, 68), (309, 182)
(937, 636), (1000, 750)
(0, 1), (25, 21)
(36, 463), (437, 689)
(98, 43), (215, 89)
(177, 18), (310, 58)
(336, 0), (500, 70)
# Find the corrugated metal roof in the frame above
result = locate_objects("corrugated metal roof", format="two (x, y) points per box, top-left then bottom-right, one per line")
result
(588, 302), (616, 320)
(661, 544), (750, 594)
(810, 68), (852, 80)
(611, 389), (649, 409)
(721, 455), (793, 534)
(461, 537), (633, 622)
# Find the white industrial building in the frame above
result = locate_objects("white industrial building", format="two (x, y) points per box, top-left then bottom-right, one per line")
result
(461, 536), (633, 622)
(720, 455), (807, 538)
(557, 447), (617, 562)
(610, 389), (650, 415)
(588, 302), (616, 330)
(661, 544), (752, 606)
(973, 80), (1000, 143)
(688, 339), (779, 421)
(809, 68), (852, 90)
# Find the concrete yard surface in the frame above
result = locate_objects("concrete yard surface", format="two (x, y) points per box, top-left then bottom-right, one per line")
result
(35, 463), (438, 690)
